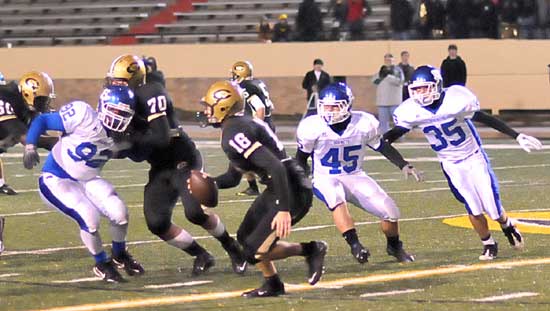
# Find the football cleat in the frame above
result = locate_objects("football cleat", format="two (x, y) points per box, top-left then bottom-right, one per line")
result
(387, 242), (415, 263)
(192, 251), (215, 276)
(479, 243), (498, 261)
(502, 224), (524, 250)
(225, 240), (248, 275)
(242, 280), (285, 298)
(236, 187), (259, 196)
(93, 260), (126, 283)
(0, 217), (4, 254)
(305, 241), (328, 285)
(112, 250), (145, 276)
(351, 243), (370, 264)
(0, 184), (17, 195)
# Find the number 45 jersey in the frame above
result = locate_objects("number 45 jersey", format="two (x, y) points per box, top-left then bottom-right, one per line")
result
(297, 111), (382, 178)
(47, 101), (113, 181)
(393, 85), (481, 163)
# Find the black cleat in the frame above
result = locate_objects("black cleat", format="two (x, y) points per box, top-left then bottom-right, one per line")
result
(242, 281), (285, 298)
(93, 260), (126, 283)
(236, 187), (260, 196)
(0, 184), (17, 195)
(192, 251), (215, 276)
(0, 217), (4, 254)
(502, 224), (524, 250)
(387, 241), (415, 263)
(225, 241), (248, 275)
(351, 243), (370, 264)
(112, 250), (145, 276)
(479, 243), (498, 261)
(305, 241), (328, 285)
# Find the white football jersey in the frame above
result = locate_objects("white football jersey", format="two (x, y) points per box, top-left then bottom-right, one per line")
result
(393, 85), (481, 162)
(297, 111), (381, 177)
(50, 101), (114, 181)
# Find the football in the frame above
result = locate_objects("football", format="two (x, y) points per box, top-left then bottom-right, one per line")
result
(188, 170), (218, 207)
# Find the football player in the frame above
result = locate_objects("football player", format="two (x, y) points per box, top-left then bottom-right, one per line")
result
(23, 85), (144, 283)
(385, 65), (542, 260)
(201, 81), (327, 298)
(296, 83), (418, 264)
(106, 55), (247, 276)
(230, 61), (275, 196)
(0, 71), (56, 195)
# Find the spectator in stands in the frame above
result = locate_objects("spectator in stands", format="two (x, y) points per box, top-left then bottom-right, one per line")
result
(328, 0), (348, 40)
(478, 0), (499, 38)
(499, 0), (520, 38)
(518, 0), (538, 39)
(416, 0), (446, 39)
(346, 0), (372, 40)
(391, 0), (414, 40)
(302, 58), (331, 116)
(371, 53), (404, 133)
(446, 0), (472, 38)
(257, 15), (273, 43)
(296, 0), (324, 41)
(398, 51), (415, 100)
(441, 44), (467, 87)
(273, 14), (292, 42)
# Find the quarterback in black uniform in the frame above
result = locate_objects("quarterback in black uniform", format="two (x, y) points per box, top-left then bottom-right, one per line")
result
(230, 61), (275, 196)
(106, 55), (246, 276)
(201, 80), (327, 297)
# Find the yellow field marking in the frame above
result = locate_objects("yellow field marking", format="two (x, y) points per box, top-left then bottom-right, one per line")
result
(444, 212), (550, 234)
(35, 257), (550, 311)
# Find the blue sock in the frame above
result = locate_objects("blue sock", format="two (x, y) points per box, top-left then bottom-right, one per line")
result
(112, 241), (126, 257)
(93, 251), (108, 264)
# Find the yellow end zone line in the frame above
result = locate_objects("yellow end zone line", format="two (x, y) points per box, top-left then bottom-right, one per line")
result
(35, 257), (550, 311)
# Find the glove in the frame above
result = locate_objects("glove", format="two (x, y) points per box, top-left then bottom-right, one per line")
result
(23, 144), (40, 170)
(516, 133), (542, 153)
(402, 164), (424, 182)
(379, 66), (390, 79)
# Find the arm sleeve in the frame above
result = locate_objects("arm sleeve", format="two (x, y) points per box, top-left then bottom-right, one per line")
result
(383, 126), (410, 144)
(472, 111), (519, 138)
(375, 140), (409, 169)
(247, 146), (290, 212)
(295, 149), (311, 176)
(214, 164), (243, 189)
(25, 113), (65, 145)
(131, 116), (171, 148)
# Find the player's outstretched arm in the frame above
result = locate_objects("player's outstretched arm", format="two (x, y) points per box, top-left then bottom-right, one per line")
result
(23, 113), (65, 169)
(132, 116), (171, 148)
(472, 111), (542, 152)
(214, 164), (243, 189)
(383, 126), (410, 145)
(375, 141), (424, 182)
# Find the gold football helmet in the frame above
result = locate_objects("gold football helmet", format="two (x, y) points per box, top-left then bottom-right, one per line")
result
(107, 54), (146, 89)
(201, 80), (243, 125)
(18, 71), (55, 112)
(230, 61), (253, 83)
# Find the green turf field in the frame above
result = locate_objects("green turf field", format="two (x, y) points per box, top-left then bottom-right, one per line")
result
(1, 140), (550, 311)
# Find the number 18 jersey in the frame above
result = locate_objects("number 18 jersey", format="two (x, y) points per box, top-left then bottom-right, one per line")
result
(392, 85), (481, 163)
(296, 111), (381, 177)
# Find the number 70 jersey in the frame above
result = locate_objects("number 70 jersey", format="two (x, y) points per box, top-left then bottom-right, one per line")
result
(296, 111), (382, 177)
(393, 85), (482, 163)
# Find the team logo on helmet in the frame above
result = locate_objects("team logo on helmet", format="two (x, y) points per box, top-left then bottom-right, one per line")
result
(25, 78), (40, 92)
(213, 89), (232, 102)
(127, 62), (140, 74)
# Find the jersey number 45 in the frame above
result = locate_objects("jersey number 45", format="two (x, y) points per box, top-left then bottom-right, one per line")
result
(321, 145), (361, 174)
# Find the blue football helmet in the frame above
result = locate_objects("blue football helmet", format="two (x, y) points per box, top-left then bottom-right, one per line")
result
(98, 85), (136, 132)
(408, 65), (443, 106)
(317, 82), (353, 124)
(0, 72), (5, 85)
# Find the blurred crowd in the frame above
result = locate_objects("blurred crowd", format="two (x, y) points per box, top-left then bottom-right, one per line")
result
(257, 0), (550, 42)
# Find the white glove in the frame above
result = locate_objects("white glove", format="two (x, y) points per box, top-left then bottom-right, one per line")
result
(516, 133), (542, 153)
(402, 164), (424, 182)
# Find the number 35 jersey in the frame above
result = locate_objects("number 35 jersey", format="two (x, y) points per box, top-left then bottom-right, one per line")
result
(296, 111), (382, 177)
(48, 101), (113, 181)
(393, 85), (481, 163)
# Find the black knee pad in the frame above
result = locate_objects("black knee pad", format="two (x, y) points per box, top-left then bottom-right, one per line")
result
(146, 217), (171, 236)
(183, 203), (209, 226)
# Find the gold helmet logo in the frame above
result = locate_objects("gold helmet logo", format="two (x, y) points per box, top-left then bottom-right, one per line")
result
(107, 54), (146, 89)
(231, 61), (253, 83)
(19, 71), (55, 112)
(202, 81), (243, 125)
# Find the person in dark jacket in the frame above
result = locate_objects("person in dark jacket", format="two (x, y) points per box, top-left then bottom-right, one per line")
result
(398, 51), (415, 100)
(440, 44), (467, 87)
(296, 0), (324, 41)
(273, 14), (292, 42)
(391, 0), (414, 40)
(302, 59), (331, 116)
(478, 0), (498, 38)
(416, 0), (445, 39)
(328, 0), (348, 40)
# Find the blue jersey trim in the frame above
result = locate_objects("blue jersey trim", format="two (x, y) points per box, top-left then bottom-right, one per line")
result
(441, 164), (473, 215)
(38, 175), (89, 232)
(42, 154), (76, 181)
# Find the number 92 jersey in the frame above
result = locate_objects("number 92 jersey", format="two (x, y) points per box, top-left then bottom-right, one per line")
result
(297, 112), (382, 177)
(52, 101), (113, 181)
(393, 85), (481, 163)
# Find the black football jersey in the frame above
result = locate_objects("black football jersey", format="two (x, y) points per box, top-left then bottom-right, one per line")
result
(239, 79), (273, 117)
(221, 115), (286, 180)
(0, 81), (34, 126)
(129, 74), (197, 168)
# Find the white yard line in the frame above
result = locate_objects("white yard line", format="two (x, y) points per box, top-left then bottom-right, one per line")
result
(0, 273), (21, 278)
(471, 292), (539, 302)
(51, 277), (102, 284)
(360, 288), (424, 298)
(144, 280), (213, 289)
(0, 210), (52, 217)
